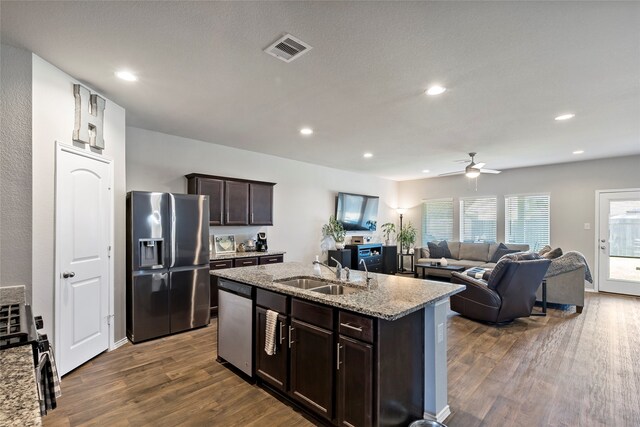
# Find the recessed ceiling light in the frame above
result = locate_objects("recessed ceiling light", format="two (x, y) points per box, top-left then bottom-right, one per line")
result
(363, 153), (373, 158)
(573, 150), (584, 154)
(299, 127), (313, 135)
(425, 85), (446, 96)
(555, 113), (575, 121)
(422, 169), (430, 173)
(115, 70), (138, 82)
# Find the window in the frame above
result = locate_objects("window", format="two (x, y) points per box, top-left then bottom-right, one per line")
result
(505, 194), (550, 251)
(422, 198), (453, 245)
(460, 197), (497, 242)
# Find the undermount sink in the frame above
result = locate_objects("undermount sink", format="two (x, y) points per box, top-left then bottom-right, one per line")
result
(277, 278), (328, 290)
(311, 284), (361, 295)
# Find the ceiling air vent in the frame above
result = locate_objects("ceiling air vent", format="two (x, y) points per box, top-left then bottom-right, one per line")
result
(264, 34), (312, 63)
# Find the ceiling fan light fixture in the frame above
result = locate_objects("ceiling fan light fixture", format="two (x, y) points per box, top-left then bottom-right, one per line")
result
(426, 85), (446, 96)
(465, 170), (480, 179)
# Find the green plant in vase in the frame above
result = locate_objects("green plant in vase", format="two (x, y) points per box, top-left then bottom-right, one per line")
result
(380, 223), (396, 246)
(398, 222), (417, 254)
(322, 215), (346, 249)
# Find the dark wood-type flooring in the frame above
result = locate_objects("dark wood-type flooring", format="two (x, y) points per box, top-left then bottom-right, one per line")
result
(44, 292), (640, 427)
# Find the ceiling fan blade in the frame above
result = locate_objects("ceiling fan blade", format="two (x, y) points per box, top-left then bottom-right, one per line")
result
(479, 169), (501, 174)
(453, 159), (470, 163)
(474, 162), (486, 169)
(438, 171), (465, 177)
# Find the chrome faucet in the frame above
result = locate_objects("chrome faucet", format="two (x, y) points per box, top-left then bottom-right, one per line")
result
(359, 259), (373, 289)
(313, 258), (342, 280)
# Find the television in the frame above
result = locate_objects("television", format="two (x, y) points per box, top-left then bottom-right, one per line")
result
(335, 192), (379, 231)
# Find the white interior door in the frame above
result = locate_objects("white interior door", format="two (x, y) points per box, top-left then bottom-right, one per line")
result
(598, 190), (640, 296)
(56, 145), (112, 375)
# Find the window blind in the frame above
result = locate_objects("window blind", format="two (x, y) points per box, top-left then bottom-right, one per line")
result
(422, 199), (453, 245)
(505, 194), (550, 251)
(460, 197), (497, 243)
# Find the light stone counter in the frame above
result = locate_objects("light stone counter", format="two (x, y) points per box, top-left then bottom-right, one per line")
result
(210, 250), (286, 261)
(211, 261), (464, 321)
(0, 346), (41, 427)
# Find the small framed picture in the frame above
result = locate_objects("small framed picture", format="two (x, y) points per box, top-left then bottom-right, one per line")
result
(213, 234), (236, 254)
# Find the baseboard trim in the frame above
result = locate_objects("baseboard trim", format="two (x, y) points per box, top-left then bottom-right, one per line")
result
(424, 405), (451, 423)
(109, 337), (128, 351)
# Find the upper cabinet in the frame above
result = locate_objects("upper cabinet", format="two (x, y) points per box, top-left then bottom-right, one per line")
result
(186, 173), (275, 226)
(249, 183), (273, 225)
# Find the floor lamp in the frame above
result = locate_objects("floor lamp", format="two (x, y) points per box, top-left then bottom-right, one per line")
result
(396, 208), (406, 271)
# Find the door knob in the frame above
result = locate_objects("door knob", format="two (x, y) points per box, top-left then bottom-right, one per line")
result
(62, 271), (75, 278)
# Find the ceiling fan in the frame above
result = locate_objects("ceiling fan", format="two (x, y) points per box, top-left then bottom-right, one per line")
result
(439, 152), (501, 178)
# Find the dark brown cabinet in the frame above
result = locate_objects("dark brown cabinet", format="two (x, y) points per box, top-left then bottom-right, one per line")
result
(290, 318), (335, 420)
(188, 177), (224, 225)
(249, 183), (274, 225)
(337, 336), (373, 427)
(255, 306), (288, 392)
(186, 174), (275, 226)
(225, 181), (249, 225)
(233, 257), (258, 267)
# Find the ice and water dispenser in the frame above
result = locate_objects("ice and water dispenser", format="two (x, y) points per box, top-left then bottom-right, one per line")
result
(139, 238), (164, 268)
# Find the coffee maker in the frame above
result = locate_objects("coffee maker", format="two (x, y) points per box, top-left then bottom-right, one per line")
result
(256, 232), (268, 252)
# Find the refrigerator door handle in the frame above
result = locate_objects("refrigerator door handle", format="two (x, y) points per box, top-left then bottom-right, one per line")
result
(169, 193), (176, 268)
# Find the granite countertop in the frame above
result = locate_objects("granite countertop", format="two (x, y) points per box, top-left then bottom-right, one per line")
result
(210, 250), (286, 261)
(0, 346), (41, 427)
(211, 262), (464, 321)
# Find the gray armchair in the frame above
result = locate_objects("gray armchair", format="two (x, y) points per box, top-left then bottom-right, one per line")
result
(450, 258), (551, 324)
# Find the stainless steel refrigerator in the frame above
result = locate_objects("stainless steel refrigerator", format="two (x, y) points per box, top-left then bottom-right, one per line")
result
(126, 191), (210, 343)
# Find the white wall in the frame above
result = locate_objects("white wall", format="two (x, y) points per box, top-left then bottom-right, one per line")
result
(126, 127), (399, 263)
(398, 155), (640, 288)
(0, 44), (32, 300)
(32, 55), (127, 342)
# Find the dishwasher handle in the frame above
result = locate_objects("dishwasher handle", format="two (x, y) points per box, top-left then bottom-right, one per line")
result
(218, 279), (252, 297)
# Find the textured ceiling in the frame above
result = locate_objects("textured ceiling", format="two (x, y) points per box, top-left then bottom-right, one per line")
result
(2, 1), (639, 180)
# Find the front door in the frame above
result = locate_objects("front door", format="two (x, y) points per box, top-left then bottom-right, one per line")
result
(598, 190), (640, 296)
(56, 145), (112, 375)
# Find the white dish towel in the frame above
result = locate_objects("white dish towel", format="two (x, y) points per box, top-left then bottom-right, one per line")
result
(264, 309), (279, 356)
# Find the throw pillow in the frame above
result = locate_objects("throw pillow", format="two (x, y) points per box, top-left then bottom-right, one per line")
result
(427, 240), (452, 259)
(489, 243), (520, 263)
(542, 247), (563, 259)
(538, 245), (552, 256)
(421, 247), (430, 259)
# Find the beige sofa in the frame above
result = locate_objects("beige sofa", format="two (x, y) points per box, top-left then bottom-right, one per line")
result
(413, 241), (530, 278)
(414, 241), (586, 313)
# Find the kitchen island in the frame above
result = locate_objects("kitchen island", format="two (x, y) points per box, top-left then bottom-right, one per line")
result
(212, 262), (464, 426)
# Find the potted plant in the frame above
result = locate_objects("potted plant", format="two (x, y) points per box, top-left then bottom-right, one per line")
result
(380, 222), (396, 246)
(322, 215), (346, 249)
(398, 222), (417, 254)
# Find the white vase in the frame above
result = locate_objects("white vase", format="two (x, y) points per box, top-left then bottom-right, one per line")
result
(335, 241), (345, 250)
(440, 257), (448, 266)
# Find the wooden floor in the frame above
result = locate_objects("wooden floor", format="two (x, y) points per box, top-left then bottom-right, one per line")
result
(44, 292), (640, 427)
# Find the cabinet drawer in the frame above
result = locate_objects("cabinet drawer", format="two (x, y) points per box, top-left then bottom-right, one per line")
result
(339, 311), (374, 344)
(259, 255), (283, 265)
(210, 260), (233, 270)
(234, 257), (258, 267)
(256, 289), (288, 314)
(292, 299), (334, 330)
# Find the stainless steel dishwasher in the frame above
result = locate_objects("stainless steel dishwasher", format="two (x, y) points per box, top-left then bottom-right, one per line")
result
(217, 279), (253, 376)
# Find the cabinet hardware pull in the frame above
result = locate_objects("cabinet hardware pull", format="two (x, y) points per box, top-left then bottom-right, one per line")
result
(279, 322), (285, 345)
(336, 344), (342, 370)
(340, 322), (363, 332)
(243, 261), (252, 265)
(289, 326), (295, 348)
(269, 258), (278, 262)
(251, 213), (254, 223)
(214, 263), (228, 268)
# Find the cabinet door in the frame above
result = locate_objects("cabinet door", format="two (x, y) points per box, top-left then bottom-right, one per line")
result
(225, 181), (249, 225)
(337, 336), (373, 427)
(290, 319), (334, 420)
(198, 178), (224, 225)
(249, 183), (274, 225)
(255, 307), (288, 392)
